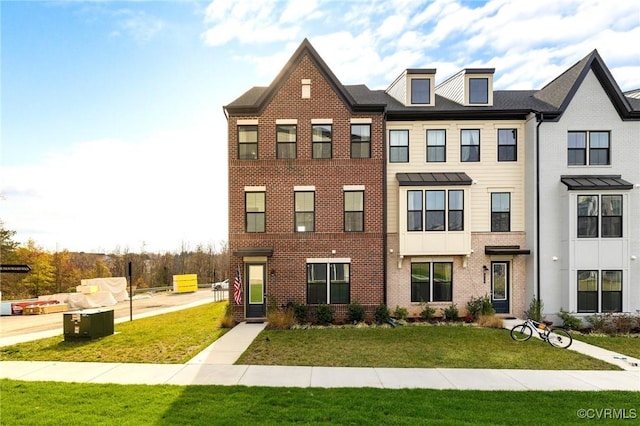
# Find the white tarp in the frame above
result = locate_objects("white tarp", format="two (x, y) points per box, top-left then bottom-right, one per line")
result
(36, 277), (129, 310)
(80, 277), (129, 302)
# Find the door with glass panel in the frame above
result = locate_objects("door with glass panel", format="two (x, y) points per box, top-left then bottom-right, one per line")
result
(491, 262), (509, 314)
(245, 264), (265, 318)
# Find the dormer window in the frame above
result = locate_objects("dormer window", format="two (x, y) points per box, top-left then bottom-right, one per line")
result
(464, 69), (494, 106)
(411, 78), (431, 104)
(386, 69), (436, 106)
(469, 78), (488, 104)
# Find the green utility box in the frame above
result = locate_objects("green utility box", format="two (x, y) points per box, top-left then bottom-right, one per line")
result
(63, 309), (114, 341)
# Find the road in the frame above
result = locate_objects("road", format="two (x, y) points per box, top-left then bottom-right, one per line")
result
(0, 290), (223, 346)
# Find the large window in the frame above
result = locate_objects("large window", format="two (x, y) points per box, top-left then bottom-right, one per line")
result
(426, 190), (445, 231)
(411, 262), (452, 302)
(577, 270), (622, 313)
(568, 131), (610, 166)
(498, 129), (517, 161)
(411, 78), (430, 104)
(344, 191), (364, 232)
(295, 191), (314, 232)
(448, 190), (464, 231)
(407, 191), (423, 231)
(312, 124), (332, 159)
(238, 125), (258, 160)
(469, 78), (488, 104)
(577, 194), (622, 238)
(351, 124), (371, 158)
(426, 129), (446, 162)
(277, 125), (297, 159)
(307, 262), (350, 304)
(389, 130), (409, 163)
(245, 192), (265, 233)
(407, 190), (465, 232)
(491, 193), (511, 232)
(461, 129), (480, 162)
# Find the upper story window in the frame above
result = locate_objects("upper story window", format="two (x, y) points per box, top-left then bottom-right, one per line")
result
(389, 130), (409, 163)
(277, 125), (297, 159)
(461, 129), (480, 162)
(426, 129), (446, 162)
(411, 78), (431, 104)
(498, 129), (517, 162)
(407, 190), (423, 231)
(351, 124), (371, 158)
(238, 125), (258, 160)
(568, 131), (610, 166)
(312, 124), (332, 159)
(448, 190), (464, 231)
(344, 191), (364, 232)
(245, 191), (265, 233)
(491, 192), (511, 232)
(295, 191), (315, 232)
(469, 78), (488, 104)
(577, 194), (622, 238)
(408, 189), (465, 232)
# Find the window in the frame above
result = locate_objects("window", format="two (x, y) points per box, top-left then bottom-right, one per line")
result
(389, 130), (409, 163)
(426, 129), (446, 162)
(407, 191), (423, 231)
(461, 129), (480, 162)
(238, 125), (258, 160)
(351, 124), (371, 158)
(411, 262), (452, 302)
(295, 191), (314, 232)
(568, 131), (610, 166)
(344, 191), (364, 232)
(601, 195), (622, 238)
(425, 190), (445, 231)
(277, 125), (296, 159)
(411, 78), (430, 104)
(312, 124), (332, 159)
(448, 190), (463, 231)
(469, 78), (488, 104)
(491, 193), (511, 232)
(498, 129), (517, 161)
(307, 262), (350, 304)
(245, 192), (265, 232)
(578, 194), (623, 238)
(577, 270), (622, 313)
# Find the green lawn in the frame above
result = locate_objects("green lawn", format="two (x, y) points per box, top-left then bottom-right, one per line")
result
(237, 325), (619, 370)
(0, 302), (228, 364)
(574, 334), (640, 359)
(2, 380), (638, 425)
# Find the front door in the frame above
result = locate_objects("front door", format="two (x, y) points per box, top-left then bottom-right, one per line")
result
(491, 262), (509, 314)
(245, 263), (266, 319)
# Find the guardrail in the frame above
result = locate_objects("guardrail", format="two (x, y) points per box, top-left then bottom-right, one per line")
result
(132, 285), (229, 302)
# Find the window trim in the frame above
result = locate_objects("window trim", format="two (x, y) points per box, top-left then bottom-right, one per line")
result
(351, 124), (371, 159)
(245, 191), (265, 233)
(407, 190), (423, 232)
(460, 129), (480, 162)
(238, 125), (258, 160)
(410, 261), (453, 302)
(497, 129), (517, 162)
(410, 78), (431, 105)
(344, 190), (364, 232)
(426, 129), (446, 163)
(425, 190), (446, 232)
(276, 124), (297, 159)
(577, 269), (622, 313)
(312, 124), (332, 159)
(294, 191), (315, 233)
(306, 262), (351, 305)
(469, 78), (489, 104)
(491, 192), (511, 232)
(389, 129), (409, 163)
(568, 131), (611, 166)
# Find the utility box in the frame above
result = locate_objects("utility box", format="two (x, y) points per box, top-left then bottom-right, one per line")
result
(63, 309), (114, 341)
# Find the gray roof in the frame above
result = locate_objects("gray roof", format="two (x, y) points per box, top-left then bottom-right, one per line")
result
(396, 172), (473, 186)
(560, 175), (634, 190)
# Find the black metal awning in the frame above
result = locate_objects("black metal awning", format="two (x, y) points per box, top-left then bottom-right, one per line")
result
(396, 172), (473, 186)
(560, 175), (633, 190)
(233, 247), (274, 257)
(485, 245), (531, 255)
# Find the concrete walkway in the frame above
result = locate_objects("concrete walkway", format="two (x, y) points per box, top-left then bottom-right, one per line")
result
(1, 321), (639, 390)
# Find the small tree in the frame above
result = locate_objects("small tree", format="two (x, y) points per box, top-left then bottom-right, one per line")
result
(525, 296), (544, 321)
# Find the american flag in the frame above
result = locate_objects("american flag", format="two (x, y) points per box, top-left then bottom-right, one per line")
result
(233, 267), (242, 305)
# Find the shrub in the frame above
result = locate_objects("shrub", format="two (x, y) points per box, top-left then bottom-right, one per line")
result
(612, 314), (636, 334)
(525, 296), (544, 321)
(219, 303), (236, 328)
(477, 314), (503, 329)
(374, 303), (390, 324)
(393, 305), (409, 320)
(586, 313), (609, 333)
(466, 295), (494, 320)
(419, 302), (436, 320)
(347, 302), (365, 323)
(315, 304), (334, 325)
(292, 303), (308, 324)
(443, 303), (459, 321)
(558, 308), (582, 330)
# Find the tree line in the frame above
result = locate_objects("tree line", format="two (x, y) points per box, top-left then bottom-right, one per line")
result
(0, 221), (229, 300)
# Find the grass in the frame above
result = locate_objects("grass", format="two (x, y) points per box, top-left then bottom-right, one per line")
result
(574, 333), (640, 359)
(2, 380), (639, 425)
(0, 301), (228, 364)
(237, 325), (619, 370)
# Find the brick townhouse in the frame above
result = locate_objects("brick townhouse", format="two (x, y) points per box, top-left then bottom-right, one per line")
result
(224, 39), (386, 322)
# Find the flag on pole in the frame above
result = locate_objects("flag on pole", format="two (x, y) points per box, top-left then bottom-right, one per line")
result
(233, 267), (242, 305)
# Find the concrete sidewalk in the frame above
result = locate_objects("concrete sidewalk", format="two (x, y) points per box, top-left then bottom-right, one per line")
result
(1, 321), (639, 390)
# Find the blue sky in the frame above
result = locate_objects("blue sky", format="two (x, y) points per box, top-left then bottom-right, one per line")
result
(2, 0), (639, 253)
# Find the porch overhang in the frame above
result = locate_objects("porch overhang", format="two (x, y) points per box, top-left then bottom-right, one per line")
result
(396, 172), (473, 186)
(232, 247), (274, 257)
(485, 245), (531, 255)
(560, 175), (634, 190)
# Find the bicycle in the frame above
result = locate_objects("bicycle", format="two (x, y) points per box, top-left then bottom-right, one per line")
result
(510, 318), (573, 349)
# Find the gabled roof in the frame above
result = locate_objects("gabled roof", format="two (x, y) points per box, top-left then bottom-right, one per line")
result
(534, 50), (639, 121)
(224, 39), (385, 115)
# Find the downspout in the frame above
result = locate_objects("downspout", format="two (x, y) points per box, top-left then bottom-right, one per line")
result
(535, 112), (544, 299)
(382, 112), (388, 305)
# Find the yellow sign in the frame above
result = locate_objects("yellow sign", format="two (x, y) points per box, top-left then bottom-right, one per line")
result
(172, 274), (198, 293)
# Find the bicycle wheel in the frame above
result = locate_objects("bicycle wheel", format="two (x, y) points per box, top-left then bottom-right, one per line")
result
(547, 328), (572, 349)
(510, 324), (532, 341)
